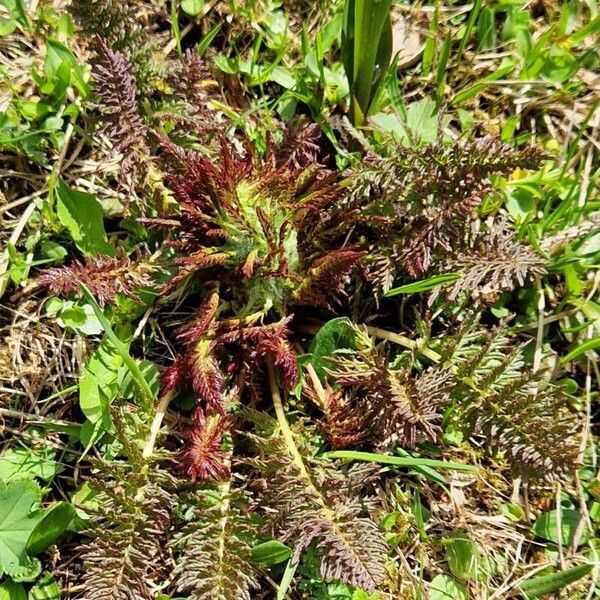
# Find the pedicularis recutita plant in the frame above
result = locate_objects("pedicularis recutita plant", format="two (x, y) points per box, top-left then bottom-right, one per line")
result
(35, 28), (583, 599)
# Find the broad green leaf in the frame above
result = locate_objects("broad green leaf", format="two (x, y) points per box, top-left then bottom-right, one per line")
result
(44, 39), (88, 97)
(372, 99), (447, 145)
(79, 339), (125, 426)
(477, 6), (496, 50)
(540, 46), (577, 83)
(55, 179), (113, 256)
(0, 16), (16, 35)
(532, 509), (589, 547)
(429, 574), (467, 600)
(28, 572), (61, 600)
(499, 503), (526, 523)
(385, 273), (461, 296)
(0, 447), (59, 482)
(0, 479), (44, 580)
(122, 360), (160, 399)
(0, 580), (26, 600)
(40, 241), (67, 261)
(308, 317), (366, 379)
(0, 0), (29, 28)
(181, 0), (204, 15)
(251, 540), (292, 565)
(27, 502), (75, 555)
(505, 187), (535, 221)
(57, 302), (103, 335)
(80, 284), (155, 407)
(519, 563), (593, 599)
(443, 535), (494, 582)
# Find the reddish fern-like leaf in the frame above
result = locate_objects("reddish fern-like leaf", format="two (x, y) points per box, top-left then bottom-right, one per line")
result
(37, 255), (154, 307)
(179, 409), (230, 482)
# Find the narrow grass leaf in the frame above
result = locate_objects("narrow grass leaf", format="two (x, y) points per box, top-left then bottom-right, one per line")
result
(519, 564), (593, 599)
(79, 284), (155, 406)
(324, 450), (475, 472)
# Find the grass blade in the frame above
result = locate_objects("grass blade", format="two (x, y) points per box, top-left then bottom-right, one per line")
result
(519, 564), (593, 599)
(324, 450), (475, 472)
(79, 283), (155, 406)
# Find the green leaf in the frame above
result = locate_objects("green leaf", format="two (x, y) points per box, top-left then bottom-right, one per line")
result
(429, 574), (468, 600)
(27, 502), (75, 555)
(0, 0), (29, 29)
(569, 15), (600, 45)
(40, 241), (67, 261)
(519, 563), (593, 599)
(0, 16), (16, 35)
(80, 284), (155, 407)
(0, 580), (26, 600)
(197, 22), (222, 56)
(44, 39), (88, 97)
(0, 479), (44, 580)
(395, 448), (448, 488)
(499, 503), (526, 523)
(308, 317), (365, 379)
(385, 273), (461, 296)
(57, 302), (103, 335)
(28, 572), (61, 600)
(276, 559), (298, 600)
(561, 336), (600, 363)
(122, 360), (160, 399)
(532, 509), (589, 547)
(443, 535), (493, 582)
(79, 339), (125, 427)
(251, 540), (293, 565)
(342, 0), (393, 126)
(372, 98), (448, 145)
(181, 0), (204, 15)
(477, 6), (496, 50)
(55, 179), (113, 256)
(324, 450), (475, 472)
(0, 447), (59, 482)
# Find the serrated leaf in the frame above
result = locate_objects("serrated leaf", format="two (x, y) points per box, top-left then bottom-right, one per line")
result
(0, 479), (44, 580)
(55, 179), (113, 257)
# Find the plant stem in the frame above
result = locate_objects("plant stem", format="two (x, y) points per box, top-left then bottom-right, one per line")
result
(143, 390), (175, 459)
(305, 362), (328, 409)
(267, 361), (311, 481)
(365, 326), (441, 362)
